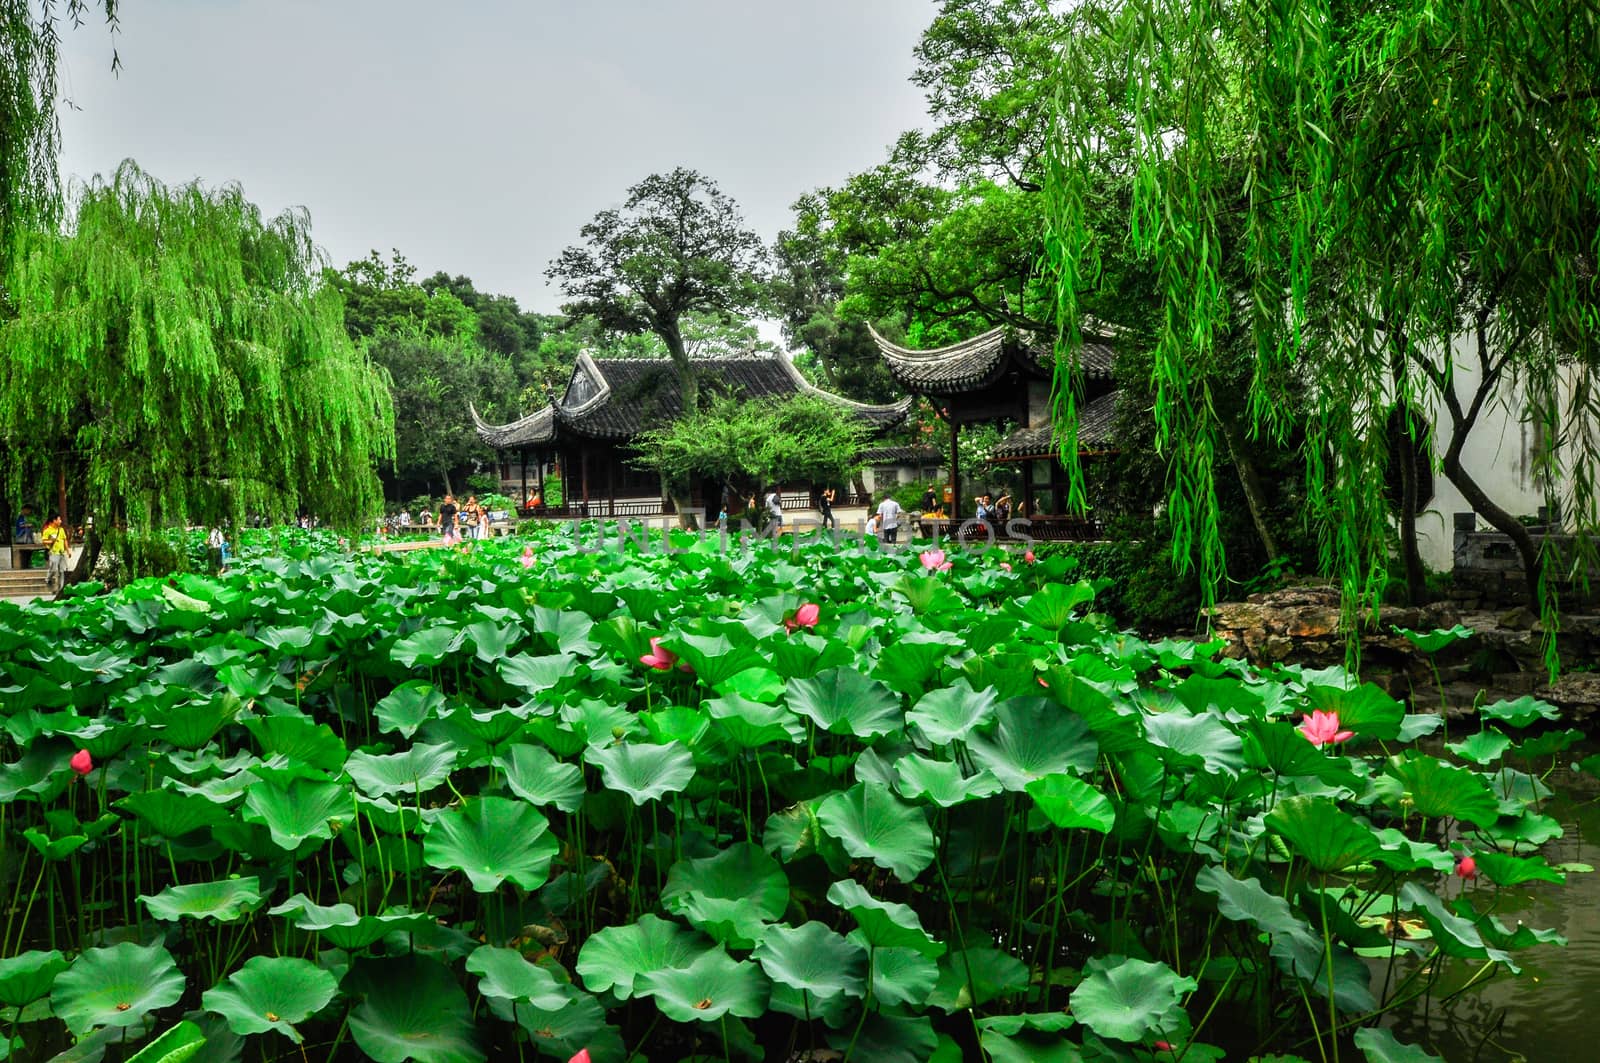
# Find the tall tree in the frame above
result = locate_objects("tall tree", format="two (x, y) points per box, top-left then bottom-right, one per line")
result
(547, 168), (768, 416)
(548, 168), (768, 523)
(1045, 0), (1600, 651)
(0, 162), (395, 528)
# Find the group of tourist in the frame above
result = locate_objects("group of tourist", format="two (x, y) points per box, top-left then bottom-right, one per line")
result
(437, 494), (494, 544)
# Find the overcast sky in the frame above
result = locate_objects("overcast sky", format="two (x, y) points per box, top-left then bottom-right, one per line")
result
(54, 0), (934, 320)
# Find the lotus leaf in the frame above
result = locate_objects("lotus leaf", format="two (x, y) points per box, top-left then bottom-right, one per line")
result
(241, 776), (347, 851)
(894, 754), (1002, 807)
(373, 682), (447, 738)
(751, 921), (866, 1001)
(423, 796), (558, 892)
(464, 947), (570, 1010)
(140, 877), (263, 922)
(269, 895), (434, 949)
(1266, 796), (1385, 872)
(826, 879), (944, 957)
(1385, 755), (1500, 827)
(635, 946), (770, 1023)
(583, 740), (695, 804)
(786, 666), (903, 739)
(0, 949), (67, 1008)
(1070, 955), (1196, 1043)
(51, 942), (186, 1035)
(968, 697), (1098, 790)
(494, 744), (586, 812)
(662, 843), (789, 946)
(576, 914), (707, 999)
(906, 679), (997, 744)
(816, 782), (934, 882)
(242, 715), (347, 772)
(202, 956), (337, 1042)
(346, 742), (458, 798)
(348, 955), (483, 1063)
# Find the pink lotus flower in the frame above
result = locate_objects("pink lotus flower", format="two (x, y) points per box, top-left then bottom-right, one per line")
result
(568, 1052), (592, 1063)
(1297, 709), (1354, 747)
(1153, 1043), (1174, 1054)
(70, 749), (93, 775)
(1456, 854), (1478, 880)
(1024, 549), (1036, 564)
(919, 549), (952, 572)
(640, 638), (679, 671)
(785, 602), (820, 633)
(519, 546), (536, 568)
(999, 562), (1012, 572)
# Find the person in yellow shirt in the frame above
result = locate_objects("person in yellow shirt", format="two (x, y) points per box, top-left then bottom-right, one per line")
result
(40, 514), (70, 591)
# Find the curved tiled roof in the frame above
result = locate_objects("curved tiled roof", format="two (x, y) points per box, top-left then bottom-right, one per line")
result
(858, 445), (943, 465)
(869, 324), (1115, 394)
(470, 403), (555, 448)
(473, 353), (911, 448)
(991, 389), (1123, 460)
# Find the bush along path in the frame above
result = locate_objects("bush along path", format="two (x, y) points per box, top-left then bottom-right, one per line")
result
(0, 526), (1583, 1062)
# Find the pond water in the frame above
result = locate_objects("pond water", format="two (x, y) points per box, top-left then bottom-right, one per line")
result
(1386, 746), (1600, 1061)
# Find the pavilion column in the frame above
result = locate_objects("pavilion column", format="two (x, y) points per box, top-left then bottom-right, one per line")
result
(606, 448), (616, 518)
(580, 448), (591, 516)
(520, 449), (529, 513)
(537, 452), (546, 504)
(949, 417), (962, 521)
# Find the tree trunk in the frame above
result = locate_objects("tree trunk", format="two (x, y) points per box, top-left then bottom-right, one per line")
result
(661, 319), (700, 529)
(1215, 412), (1281, 562)
(440, 467), (454, 497)
(1394, 406), (1429, 604)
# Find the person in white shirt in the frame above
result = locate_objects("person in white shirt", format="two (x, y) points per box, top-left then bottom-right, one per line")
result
(876, 494), (903, 544)
(765, 488), (784, 536)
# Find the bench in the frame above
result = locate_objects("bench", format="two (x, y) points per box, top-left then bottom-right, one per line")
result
(10, 543), (47, 570)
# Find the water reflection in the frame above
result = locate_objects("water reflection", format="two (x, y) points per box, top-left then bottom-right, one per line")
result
(1386, 750), (1600, 1060)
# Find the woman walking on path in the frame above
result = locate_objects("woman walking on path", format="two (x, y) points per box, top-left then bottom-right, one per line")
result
(439, 495), (459, 545)
(818, 486), (837, 531)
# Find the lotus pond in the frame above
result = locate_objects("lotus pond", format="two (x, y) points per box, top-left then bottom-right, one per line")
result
(0, 525), (1588, 1062)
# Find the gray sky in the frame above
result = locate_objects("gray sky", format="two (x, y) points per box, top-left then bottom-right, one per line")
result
(55, 0), (934, 318)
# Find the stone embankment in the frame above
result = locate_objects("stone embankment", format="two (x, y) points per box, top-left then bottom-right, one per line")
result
(1204, 583), (1600, 718)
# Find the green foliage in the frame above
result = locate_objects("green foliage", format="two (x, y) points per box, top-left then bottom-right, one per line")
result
(0, 162), (394, 528)
(632, 393), (869, 494)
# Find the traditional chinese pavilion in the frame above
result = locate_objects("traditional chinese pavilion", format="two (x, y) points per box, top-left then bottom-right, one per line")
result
(870, 324), (1122, 531)
(473, 352), (911, 520)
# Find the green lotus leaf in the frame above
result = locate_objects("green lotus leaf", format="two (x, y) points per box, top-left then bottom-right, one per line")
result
(463, 620), (522, 663)
(927, 947), (1030, 1011)
(140, 877), (263, 922)
(825, 1012), (938, 1063)
(494, 745), (586, 812)
(268, 895), (435, 949)
(24, 826), (88, 861)
(118, 789), (234, 838)
(154, 693), (242, 750)
(1393, 624), (1475, 654)
(390, 627), (465, 669)
(576, 914), (707, 999)
(242, 776), (347, 851)
(373, 682), (447, 739)
(499, 991), (624, 1061)
(1144, 708), (1246, 776)
(873, 633), (960, 695)
(1244, 721), (1362, 788)
(962, 652), (1045, 699)
(826, 879), (945, 957)
(978, 1028), (1081, 1063)
(702, 694), (805, 747)
(893, 754), (1002, 807)
(1510, 727), (1584, 760)
(530, 605), (598, 656)
(0, 745), (73, 802)
(202, 956), (338, 1043)
(1385, 755), (1500, 827)
(348, 955), (484, 1063)
(853, 938), (939, 1008)
(423, 796), (558, 892)
(1398, 883), (1517, 970)
(1265, 795), (1385, 872)
(816, 782), (935, 883)
(1470, 851), (1565, 886)
(906, 680), (997, 744)
(1304, 681), (1404, 740)
(1070, 955), (1195, 1043)
(967, 697), (1098, 791)
(752, 921), (866, 1001)
(583, 741), (695, 805)
(1172, 674), (1266, 718)
(0, 949), (67, 1008)
(1025, 773), (1115, 833)
(662, 843), (790, 947)
(639, 704), (711, 747)
(498, 652), (579, 697)
(1353, 1025), (1445, 1062)
(1017, 582), (1098, 630)
(463, 947), (569, 1009)
(242, 715), (347, 773)
(51, 941), (186, 1035)
(346, 742), (458, 798)
(1478, 695), (1561, 729)
(636, 947), (770, 1024)
(123, 1019), (206, 1063)
(669, 633), (765, 687)
(716, 666), (786, 703)
(785, 667), (903, 739)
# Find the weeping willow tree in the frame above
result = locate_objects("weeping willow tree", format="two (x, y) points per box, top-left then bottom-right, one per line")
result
(0, 161), (395, 529)
(1045, 0), (1600, 659)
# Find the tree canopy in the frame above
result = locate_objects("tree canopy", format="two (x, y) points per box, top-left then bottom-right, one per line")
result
(1044, 0), (1600, 649)
(0, 162), (394, 527)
